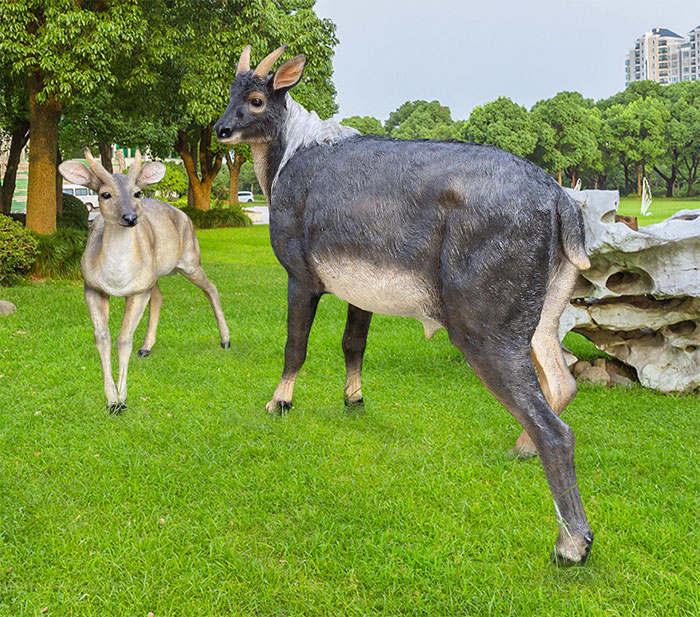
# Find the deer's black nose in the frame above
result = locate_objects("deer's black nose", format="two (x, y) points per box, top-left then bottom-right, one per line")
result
(217, 126), (232, 139)
(121, 213), (138, 226)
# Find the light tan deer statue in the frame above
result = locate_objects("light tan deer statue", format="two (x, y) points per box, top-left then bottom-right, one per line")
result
(59, 148), (230, 412)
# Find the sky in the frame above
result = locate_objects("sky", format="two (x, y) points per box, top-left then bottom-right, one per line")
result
(314, 0), (700, 122)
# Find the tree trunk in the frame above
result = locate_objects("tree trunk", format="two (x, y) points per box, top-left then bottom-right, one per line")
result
(636, 164), (642, 196)
(26, 73), (62, 234)
(654, 164), (677, 198)
(0, 121), (30, 215)
(174, 125), (223, 211)
(55, 146), (63, 216)
(98, 142), (113, 173)
(557, 169), (562, 185)
(225, 150), (246, 205)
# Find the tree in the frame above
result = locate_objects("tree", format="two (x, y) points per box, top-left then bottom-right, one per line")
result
(0, 64), (29, 216)
(134, 0), (339, 210)
(621, 97), (669, 195)
(461, 96), (537, 158)
(386, 100), (462, 140)
(530, 92), (600, 187)
(340, 115), (384, 136)
(0, 0), (142, 233)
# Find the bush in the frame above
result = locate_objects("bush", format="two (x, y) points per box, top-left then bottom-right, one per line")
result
(0, 214), (39, 285)
(32, 228), (88, 280)
(58, 194), (89, 231)
(179, 203), (252, 229)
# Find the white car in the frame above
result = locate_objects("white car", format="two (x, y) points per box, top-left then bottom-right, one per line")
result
(238, 191), (255, 203)
(63, 183), (100, 220)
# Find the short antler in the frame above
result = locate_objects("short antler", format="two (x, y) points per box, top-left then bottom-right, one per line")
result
(254, 45), (287, 78)
(84, 147), (113, 185)
(127, 149), (142, 182)
(237, 45), (251, 74)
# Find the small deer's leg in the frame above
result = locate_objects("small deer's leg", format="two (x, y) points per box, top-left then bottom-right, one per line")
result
(266, 277), (321, 415)
(342, 303), (373, 407)
(84, 286), (118, 410)
(138, 283), (163, 358)
(179, 266), (230, 349)
(115, 291), (151, 406)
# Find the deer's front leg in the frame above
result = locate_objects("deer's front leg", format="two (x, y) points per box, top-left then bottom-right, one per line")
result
(116, 291), (152, 408)
(342, 304), (373, 407)
(266, 278), (321, 415)
(84, 287), (118, 410)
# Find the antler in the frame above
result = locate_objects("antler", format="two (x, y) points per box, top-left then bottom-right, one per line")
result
(127, 149), (142, 182)
(84, 147), (113, 184)
(253, 45), (287, 78)
(237, 45), (251, 74)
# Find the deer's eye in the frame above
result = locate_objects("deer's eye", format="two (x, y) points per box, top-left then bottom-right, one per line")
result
(134, 191), (142, 199)
(251, 98), (264, 108)
(101, 192), (111, 199)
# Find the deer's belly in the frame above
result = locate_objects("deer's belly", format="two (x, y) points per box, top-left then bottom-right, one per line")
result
(314, 258), (443, 338)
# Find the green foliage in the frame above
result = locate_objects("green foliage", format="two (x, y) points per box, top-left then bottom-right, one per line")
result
(0, 0), (143, 106)
(0, 214), (39, 285)
(31, 227), (87, 280)
(340, 115), (385, 136)
(180, 204), (252, 229)
(386, 100), (462, 140)
(57, 193), (89, 231)
(530, 91), (601, 183)
(150, 162), (189, 200)
(462, 96), (537, 158)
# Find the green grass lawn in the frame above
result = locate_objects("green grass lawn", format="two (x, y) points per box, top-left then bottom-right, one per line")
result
(1, 226), (699, 616)
(617, 195), (700, 225)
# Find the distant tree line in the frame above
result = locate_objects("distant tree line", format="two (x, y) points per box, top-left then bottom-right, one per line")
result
(341, 80), (700, 197)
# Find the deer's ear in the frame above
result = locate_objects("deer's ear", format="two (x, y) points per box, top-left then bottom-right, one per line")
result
(136, 161), (166, 188)
(272, 54), (306, 92)
(59, 161), (100, 191)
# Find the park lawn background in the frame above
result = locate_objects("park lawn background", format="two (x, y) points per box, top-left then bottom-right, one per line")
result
(1, 222), (699, 616)
(617, 195), (700, 225)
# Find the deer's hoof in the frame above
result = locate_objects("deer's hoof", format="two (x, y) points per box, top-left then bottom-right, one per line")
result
(344, 397), (364, 410)
(107, 402), (127, 414)
(266, 400), (292, 416)
(137, 348), (151, 358)
(221, 341), (231, 349)
(552, 531), (594, 567)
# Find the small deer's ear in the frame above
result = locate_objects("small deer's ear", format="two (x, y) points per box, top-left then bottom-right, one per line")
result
(272, 54), (306, 92)
(59, 161), (100, 191)
(136, 162), (166, 188)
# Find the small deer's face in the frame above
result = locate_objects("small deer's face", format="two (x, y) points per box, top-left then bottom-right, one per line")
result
(59, 151), (165, 227)
(96, 175), (145, 227)
(215, 46), (306, 146)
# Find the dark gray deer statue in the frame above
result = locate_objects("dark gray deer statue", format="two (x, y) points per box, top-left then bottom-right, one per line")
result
(215, 45), (593, 565)
(59, 149), (230, 412)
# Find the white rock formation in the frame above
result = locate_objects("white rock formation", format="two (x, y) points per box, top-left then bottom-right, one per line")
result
(561, 189), (700, 392)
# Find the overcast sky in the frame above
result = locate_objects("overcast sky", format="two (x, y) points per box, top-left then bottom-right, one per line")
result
(314, 0), (699, 122)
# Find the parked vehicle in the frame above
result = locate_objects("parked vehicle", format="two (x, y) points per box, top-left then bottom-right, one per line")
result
(237, 190), (255, 203)
(63, 183), (100, 220)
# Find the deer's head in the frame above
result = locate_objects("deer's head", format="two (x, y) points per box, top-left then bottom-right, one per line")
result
(214, 45), (307, 145)
(59, 149), (165, 227)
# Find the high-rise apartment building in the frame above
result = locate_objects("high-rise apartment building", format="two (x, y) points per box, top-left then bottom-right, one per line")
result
(625, 24), (699, 87)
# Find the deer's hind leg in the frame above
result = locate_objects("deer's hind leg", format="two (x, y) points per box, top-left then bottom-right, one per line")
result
(179, 265), (230, 349)
(512, 259), (581, 459)
(138, 282), (163, 358)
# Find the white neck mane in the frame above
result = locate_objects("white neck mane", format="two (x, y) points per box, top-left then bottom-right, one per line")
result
(271, 95), (359, 193)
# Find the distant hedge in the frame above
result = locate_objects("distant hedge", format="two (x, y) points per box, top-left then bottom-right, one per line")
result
(179, 203), (251, 229)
